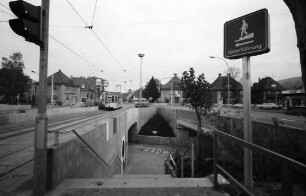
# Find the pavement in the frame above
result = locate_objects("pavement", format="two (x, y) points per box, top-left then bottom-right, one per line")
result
(124, 144), (174, 175)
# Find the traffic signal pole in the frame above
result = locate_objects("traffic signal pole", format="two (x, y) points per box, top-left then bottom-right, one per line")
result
(33, 0), (50, 195)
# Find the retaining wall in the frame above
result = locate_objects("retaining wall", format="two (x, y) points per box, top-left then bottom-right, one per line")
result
(0, 106), (99, 125)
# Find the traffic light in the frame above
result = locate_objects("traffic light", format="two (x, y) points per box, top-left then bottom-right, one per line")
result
(9, 0), (42, 47)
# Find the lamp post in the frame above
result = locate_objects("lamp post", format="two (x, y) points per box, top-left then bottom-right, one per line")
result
(271, 83), (277, 104)
(210, 56), (230, 106)
(138, 53), (145, 99)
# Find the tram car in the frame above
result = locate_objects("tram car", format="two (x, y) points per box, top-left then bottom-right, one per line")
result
(100, 92), (122, 110)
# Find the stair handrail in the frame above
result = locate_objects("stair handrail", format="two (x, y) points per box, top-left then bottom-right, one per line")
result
(49, 128), (123, 167)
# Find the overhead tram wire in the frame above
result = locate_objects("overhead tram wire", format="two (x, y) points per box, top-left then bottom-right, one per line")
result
(65, 0), (125, 70)
(0, 2), (11, 12)
(0, 9), (15, 17)
(49, 34), (116, 82)
(91, 0), (98, 27)
(50, 34), (101, 72)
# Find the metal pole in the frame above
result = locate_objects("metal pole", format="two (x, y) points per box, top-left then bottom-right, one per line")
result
(171, 83), (173, 106)
(227, 73), (230, 105)
(242, 56), (252, 191)
(51, 74), (53, 104)
(33, 0), (50, 195)
(191, 143), (194, 177)
(140, 57), (142, 99)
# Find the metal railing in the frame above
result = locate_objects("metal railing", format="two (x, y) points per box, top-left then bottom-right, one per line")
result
(48, 128), (123, 167)
(210, 125), (306, 196)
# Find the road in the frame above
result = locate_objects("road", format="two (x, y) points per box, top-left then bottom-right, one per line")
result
(219, 107), (306, 130)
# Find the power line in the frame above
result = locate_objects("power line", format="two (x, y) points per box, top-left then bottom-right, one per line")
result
(49, 34), (101, 71)
(49, 34), (116, 82)
(0, 2), (11, 12)
(91, 0), (98, 26)
(65, 0), (124, 70)
(0, 9), (14, 17)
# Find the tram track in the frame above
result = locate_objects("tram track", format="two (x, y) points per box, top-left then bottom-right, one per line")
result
(0, 108), (126, 180)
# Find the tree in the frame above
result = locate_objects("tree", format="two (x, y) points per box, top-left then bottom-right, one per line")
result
(0, 52), (31, 104)
(224, 66), (241, 81)
(142, 76), (160, 102)
(180, 67), (212, 170)
(284, 0), (306, 89)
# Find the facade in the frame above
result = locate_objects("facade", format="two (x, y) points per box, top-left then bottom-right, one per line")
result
(47, 70), (80, 106)
(211, 74), (242, 105)
(160, 74), (183, 104)
(251, 77), (284, 104)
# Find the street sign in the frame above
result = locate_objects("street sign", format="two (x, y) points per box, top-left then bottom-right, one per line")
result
(224, 9), (270, 59)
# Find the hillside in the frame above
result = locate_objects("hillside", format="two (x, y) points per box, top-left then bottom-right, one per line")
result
(277, 77), (303, 90)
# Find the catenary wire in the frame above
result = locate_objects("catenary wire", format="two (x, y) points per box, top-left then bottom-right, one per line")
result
(91, 0), (98, 27)
(65, 0), (124, 70)
(0, 9), (14, 17)
(49, 34), (115, 82)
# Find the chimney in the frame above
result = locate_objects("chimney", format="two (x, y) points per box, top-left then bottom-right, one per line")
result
(218, 73), (221, 77)
(59, 69), (62, 72)
(174, 73), (177, 77)
(258, 77), (261, 82)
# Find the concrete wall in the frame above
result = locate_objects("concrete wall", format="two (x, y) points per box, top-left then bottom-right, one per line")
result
(0, 104), (31, 111)
(47, 111), (128, 189)
(0, 106), (98, 125)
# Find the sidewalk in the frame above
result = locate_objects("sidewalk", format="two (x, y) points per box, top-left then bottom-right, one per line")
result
(125, 144), (173, 175)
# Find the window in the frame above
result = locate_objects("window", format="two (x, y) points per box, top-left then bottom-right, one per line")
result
(81, 84), (85, 88)
(66, 95), (70, 100)
(53, 85), (57, 90)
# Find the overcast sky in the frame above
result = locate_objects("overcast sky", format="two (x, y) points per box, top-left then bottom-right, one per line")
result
(0, 0), (302, 91)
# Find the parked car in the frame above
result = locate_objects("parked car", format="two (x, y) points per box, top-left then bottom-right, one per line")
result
(256, 103), (282, 109)
(135, 98), (149, 108)
(233, 103), (243, 108)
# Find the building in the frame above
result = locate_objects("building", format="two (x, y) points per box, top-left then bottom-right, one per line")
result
(160, 74), (183, 104)
(47, 70), (80, 106)
(251, 77), (284, 104)
(211, 74), (242, 105)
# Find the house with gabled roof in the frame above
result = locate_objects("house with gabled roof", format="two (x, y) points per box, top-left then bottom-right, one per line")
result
(47, 70), (80, 106)
(160, 74), (183, 104)
(251, 76), (284, 104)
(71, 76), (106, 105)
(210, 73), (243, 105)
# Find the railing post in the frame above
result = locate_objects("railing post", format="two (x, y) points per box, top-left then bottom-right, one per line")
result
(213, 131), (219, 190)
(181, 156), (184, 178)
(191, 143), (194, 177)
(282, 163), (293, 196)
(54, 131), (59, 146)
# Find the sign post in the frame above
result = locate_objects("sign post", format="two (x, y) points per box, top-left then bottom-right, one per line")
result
(224, 9), (270, 192)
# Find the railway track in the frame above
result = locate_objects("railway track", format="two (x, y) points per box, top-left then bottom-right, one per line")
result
(0, 107), (126, 180)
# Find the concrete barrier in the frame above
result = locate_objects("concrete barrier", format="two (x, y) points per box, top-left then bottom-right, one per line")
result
(0, 106), (99, 125)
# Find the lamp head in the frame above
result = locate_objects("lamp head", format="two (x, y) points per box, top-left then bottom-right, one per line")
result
(138, 53), (145, 58)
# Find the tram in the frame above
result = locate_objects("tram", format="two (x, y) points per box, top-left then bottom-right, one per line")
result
(100, 92), (122, 110)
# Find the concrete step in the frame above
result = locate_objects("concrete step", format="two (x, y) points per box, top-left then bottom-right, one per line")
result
(47, 177), (230, 196)
(113, 174), (173, 179)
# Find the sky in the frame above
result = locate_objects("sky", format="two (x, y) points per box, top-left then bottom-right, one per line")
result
(0, 0), (302, 92)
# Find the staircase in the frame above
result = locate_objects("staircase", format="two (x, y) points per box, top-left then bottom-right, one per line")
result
(47, 174), (230, 196)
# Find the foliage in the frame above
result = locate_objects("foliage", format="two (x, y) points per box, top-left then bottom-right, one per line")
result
(142, 76), (160, 102)
(0, 52), (32, 104)
(224, 66), (241, 81)
(180, 67), (212, 120)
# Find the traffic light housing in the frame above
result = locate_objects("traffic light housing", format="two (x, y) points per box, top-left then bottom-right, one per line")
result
(9, 0), (42, 47)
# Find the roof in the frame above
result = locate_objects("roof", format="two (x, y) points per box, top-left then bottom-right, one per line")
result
(160, 74), (181, 90)
(47, 70), (76, 86)
(252, 77), (284, 91)
(211, 74), (242, 91)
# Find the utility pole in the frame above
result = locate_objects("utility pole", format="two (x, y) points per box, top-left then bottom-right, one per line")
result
(33, 0), (50, 195)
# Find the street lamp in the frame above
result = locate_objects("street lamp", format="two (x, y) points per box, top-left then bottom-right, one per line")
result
(138, 53), (145, 99)
(210, 56), (230, 106)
